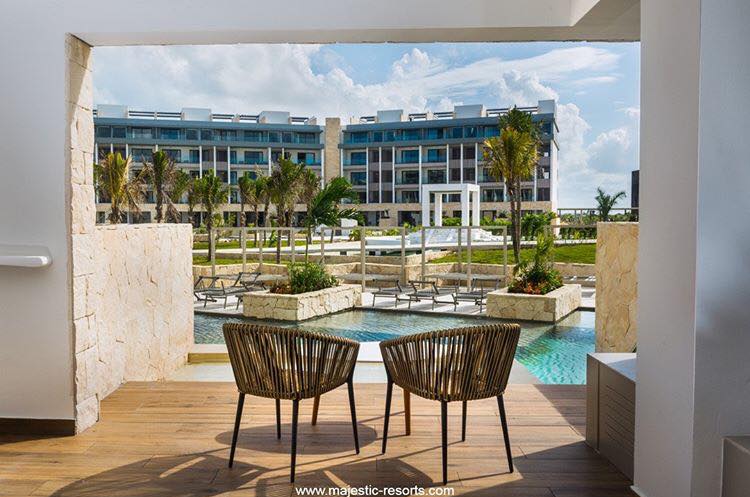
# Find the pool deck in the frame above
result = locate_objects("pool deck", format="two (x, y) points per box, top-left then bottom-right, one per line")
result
(0, 381), (635, 496)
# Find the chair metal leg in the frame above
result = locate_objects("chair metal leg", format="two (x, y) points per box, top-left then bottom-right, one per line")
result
(497, 395), (513, 473)
(347, 378), (360, 454)
(403, 389), (411, 436)
(228, 393), (245, 468)
(290, 399), (300, 483)
(461, 400), (467, 442)
(382, 378), (394, 454)
(275, 398), (281, 439)
(311, 395), (320, 426)
(441, 400), (448, 485)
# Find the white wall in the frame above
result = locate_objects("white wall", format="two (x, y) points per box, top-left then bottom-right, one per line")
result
(636, 0), (750, 496)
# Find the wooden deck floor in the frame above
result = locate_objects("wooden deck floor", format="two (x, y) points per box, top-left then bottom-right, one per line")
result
(0, 382), (635, 497)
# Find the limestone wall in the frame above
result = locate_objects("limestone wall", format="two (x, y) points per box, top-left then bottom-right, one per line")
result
(243, 284), (362, 321)
(75, 224), (194, 429)
(595, 222), (638, 352)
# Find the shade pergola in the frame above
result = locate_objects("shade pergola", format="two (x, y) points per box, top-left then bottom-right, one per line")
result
(421, 184), (480, 227)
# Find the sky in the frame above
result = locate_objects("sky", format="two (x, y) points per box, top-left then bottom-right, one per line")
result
(92, 42), (640, 207)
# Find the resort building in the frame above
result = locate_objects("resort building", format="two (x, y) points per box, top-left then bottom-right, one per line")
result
(93, 99), (558, 226)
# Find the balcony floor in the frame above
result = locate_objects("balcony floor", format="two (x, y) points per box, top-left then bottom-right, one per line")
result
(0, 382), (635, 496)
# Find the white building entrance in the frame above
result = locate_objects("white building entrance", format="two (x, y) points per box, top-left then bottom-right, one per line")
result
(421, 184), (480, 227)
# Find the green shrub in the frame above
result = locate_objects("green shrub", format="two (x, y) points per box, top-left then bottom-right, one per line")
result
(508, 232), (563, 295)
(442, 217), (461, 226)
(276, 262), (338, 295)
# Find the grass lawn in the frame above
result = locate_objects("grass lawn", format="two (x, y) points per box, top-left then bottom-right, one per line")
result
(429, 243), (596, 265)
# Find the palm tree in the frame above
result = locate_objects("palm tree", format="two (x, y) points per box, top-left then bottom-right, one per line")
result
(298, 168), (321, 243)
(595, 187), (627, 221)
(236, 172), (256, 228)
(168, 170), (193, 223)
(144, 150), (177, 223)
(268, 158), (306, 263)
(194, 170), (228, 261)
(302, 177), (359, 261)
(186, 180), (199, 225)
(484, 126), (538, 261)
(93, 152), (147, 224)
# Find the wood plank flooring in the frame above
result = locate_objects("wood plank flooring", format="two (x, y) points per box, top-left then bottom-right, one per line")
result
(0, 382), (636, 496)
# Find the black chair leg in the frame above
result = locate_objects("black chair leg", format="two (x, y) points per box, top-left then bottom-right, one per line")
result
(497, 395), (513, 473)
(461, 400), (467, 442)
(382, 378), (393, 454)
(290, 399), (300, 483)
(347, 378), (360, 454)
(228, 392), (245, 468)
(441, 400), (448, 485)
(275, 398), (281, 440)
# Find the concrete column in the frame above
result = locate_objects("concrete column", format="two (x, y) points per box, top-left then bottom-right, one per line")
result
(635, 1), (750, 496)
(421, 189), (430, 228)
(418, 145), (422, 202)
(460, 143), (464, 183)
(472, 189), (480, 226)
(109, 143), (113, 154)
(323, 117), (341, 184)
(125, 143), (129, 158)
(227, 146), (231, 204)
(378, 146), (382, 202)
(434, 193), (443, 226)
(267, 147), (272, 174)
(446, 144), (450, 182)
(392, 146), (396, 195)
(212, 146), (217, 175)
(198, 145), (203, 177)
(320, 149), (325, 187)
(460, 189), (470, 226)
(474, 143), (479, 184)
(365, 146), (369, 204)
(532, 164), (537, 201)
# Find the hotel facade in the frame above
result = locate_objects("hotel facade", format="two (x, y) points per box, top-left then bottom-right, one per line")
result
(94, 99), (558, 226)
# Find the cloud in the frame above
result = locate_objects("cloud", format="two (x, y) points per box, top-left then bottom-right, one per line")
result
(92, 43), (635, 207)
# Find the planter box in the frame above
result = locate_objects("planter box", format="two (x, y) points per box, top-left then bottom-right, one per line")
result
(243, 284), (362, 321)
(486, 284), (581, 322)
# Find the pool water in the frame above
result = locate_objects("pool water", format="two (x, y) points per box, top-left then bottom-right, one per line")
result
(194, 310), (595, 385)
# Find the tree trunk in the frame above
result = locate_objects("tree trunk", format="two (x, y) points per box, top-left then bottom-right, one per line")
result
(206, 213), (214, 262)
(239, 202), (246, 228)
(253, 206), (259, 247)
(514, 178), (522, 262)
(155, 189), (163, 223)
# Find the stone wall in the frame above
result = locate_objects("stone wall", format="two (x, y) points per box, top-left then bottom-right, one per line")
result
(595, 222), (638, 352)
(486, 284), (581, 322)
(75, 223), (194, 430)
(243, 284), (362, 321)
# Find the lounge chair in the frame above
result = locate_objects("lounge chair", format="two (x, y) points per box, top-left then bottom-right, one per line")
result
(193, 275), (221, 304)
(400, 279), (457, 310)
(223, 323), (360, 482)
(380, 323), (521, 485)
(371, 281), (405, 307)
(451, 276), (502, 312)
(200, 273), (263, 309)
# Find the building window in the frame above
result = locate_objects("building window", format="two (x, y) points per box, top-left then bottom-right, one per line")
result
(349, 152), (366, 166)
(537, 187), (550, 201)
(186, 129), (199, 140)
(112, 126), (126, 139)
(382, 149), (393, 162)
(160, 128), (180, 140)
(385, 130), (396, 142)
(370, 149), (380, 162)
(425, 128), (444, 140)
(464, 147), (476, 160)
(216, 130), (236, 141)
(297, 152), (315, 165)
(401, 191), (419, 203)
(132, 127), (153, 139)
(96, 126), (111, 138)
(200, 129), (213, 141)
(450, 146), (461, 160)
(399, 149), (419, 164)
(373, 131), (383, 142)
(426, 148), (446, 163)
(481, 189), (504, 202)
(131, 148), (153, 162)
(244, 130), (263, 142)
(399, 170), (419, 185)
(402, 129), (421, 141)
(244, 151), (265, 164)
(350, 132), (368, 143)
(189, 149), (200, 163)
(450, 168), (461, 181)
(163, 149), (181, 162)
(382, 191), (393, 202)
(282, 132), (293, 143)
(350, 171), (367, 186)
(426, 170), (446, 184)
(450, 127), (463, 139)
(268, 131), (279, 143)
(464, 126), (478, 138)
(463, 168), (476, 181)
(297, 132), (317, 144)
(356, 191), (367, 203)
(382, 170), (393, 182)
(484, 126), (500, 137)
(521, 188), (533, 201)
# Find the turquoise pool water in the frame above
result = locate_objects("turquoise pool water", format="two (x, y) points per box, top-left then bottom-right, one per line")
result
(194, 310), (594, 384)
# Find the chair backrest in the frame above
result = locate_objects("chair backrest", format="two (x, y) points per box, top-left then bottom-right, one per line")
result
(380, 323), (521, 402)
(223, 323), (360, 400)
(194, 275), (220, 290)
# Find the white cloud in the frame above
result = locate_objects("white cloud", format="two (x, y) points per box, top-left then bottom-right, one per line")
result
(92, 43), (635, 207)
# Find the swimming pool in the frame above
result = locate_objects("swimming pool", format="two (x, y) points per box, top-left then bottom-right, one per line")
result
(194, 310), (595, 384)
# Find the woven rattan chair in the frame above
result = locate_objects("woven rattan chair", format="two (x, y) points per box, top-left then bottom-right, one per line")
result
(379, 323), (521, 485)
(223, 323), (361, 482)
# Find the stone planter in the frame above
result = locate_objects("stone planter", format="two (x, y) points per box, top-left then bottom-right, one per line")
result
(243, 284), (362, 321)
(486, 284), (581, 322)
